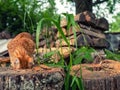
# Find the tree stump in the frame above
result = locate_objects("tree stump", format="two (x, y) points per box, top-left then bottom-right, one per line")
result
(0, 65), (64, 90)
(71, 60), (120, 90)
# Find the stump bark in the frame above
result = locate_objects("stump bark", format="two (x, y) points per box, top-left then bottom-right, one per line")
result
(0, 65), (64, 90)
(71, 60), (120, 90)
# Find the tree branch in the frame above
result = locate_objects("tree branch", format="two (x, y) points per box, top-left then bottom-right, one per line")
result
(93, 0), (109, 6)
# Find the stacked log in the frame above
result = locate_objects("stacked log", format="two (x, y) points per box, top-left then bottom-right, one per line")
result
(37, 11), (109, 62)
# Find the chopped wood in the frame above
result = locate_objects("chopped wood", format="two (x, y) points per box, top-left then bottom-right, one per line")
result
(32, 11), (109, 63)
(58, 24), (106, 38)
(60, 11), (109, 31)
(40, 31), (106, 48)
(76, 26), (106, 38)
(96, 17), (109, 31)
(56, 30), (105, 47)
(39, 36), (54, 47)
(36, 47), (74, 63)
(36, 47), (73, 57)
(77, 34), (93, 46)
(92, 38), (109, 48)
(79, 24), (102, 33)
(55, 37), (75, 47)
(56, 25), (106, 39)
(60, 11), (96, 27)
(0, 57), (10, 63)
(78, 11), (96, 26)
(56, 27), (80, 39)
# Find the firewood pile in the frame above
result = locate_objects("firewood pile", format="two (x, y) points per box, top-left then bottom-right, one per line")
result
(37, 11), (109, 62)
(0, 11), (109, 64)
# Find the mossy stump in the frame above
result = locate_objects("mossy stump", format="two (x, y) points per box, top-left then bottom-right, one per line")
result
(0, 66), (64, 90)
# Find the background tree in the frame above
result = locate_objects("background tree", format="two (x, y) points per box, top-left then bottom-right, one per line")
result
(67, 0), (120, 14)
(64, 0), (120, 32)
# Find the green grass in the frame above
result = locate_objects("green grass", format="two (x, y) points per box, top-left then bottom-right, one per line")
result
(0, 0), (56, 35)
(36, 13), (85, 90)
(35, 12), (120, 90)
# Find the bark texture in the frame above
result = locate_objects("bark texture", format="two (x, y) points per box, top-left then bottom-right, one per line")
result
(0, 66), (64, 90)
(71, 60), (120, 90)
(74, 0), (92, 14)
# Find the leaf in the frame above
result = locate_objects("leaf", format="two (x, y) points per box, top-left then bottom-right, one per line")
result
(36, 18), (45, 53)
(73, 47), (95, 64)
(43, 50), (58, 58)
(71, 76), (77, 87)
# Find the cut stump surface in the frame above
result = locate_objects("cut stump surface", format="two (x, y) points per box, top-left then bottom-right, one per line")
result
(0, 65), (64, 90)
(71, 59), (120, 90)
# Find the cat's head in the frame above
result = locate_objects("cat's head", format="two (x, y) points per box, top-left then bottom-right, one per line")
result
(12, 48), (34, 69)
(13, 56), (34, 69)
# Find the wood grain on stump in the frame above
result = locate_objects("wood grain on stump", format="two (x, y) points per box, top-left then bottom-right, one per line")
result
(71, 60), (120, 90)
(0, 65), (64, 90)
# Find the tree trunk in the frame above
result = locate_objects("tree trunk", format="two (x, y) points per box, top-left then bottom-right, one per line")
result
(0, 66), (64, 90)
(71, 60), (120, 90)
(74, 0), (92, 14)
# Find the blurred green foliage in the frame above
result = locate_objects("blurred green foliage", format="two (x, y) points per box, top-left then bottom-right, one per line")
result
(110, 13), (120, 32)
(72, 47), (95, 65)
(0, 0), (57, 35)
(105, 49), (120, 60)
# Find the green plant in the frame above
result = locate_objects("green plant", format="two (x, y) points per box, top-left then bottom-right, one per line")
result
(36, 13), (86, 90)
(73, 46), (95, 65)
(109, 13), (120, 32)
(105, 49), (120, 60)
(0, 0), (56, 35)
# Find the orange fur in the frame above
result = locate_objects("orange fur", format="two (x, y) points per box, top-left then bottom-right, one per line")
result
(7, 32), (35, 69)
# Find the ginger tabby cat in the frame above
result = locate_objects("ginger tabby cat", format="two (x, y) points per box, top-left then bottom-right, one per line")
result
(7, 32), (35, 69)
